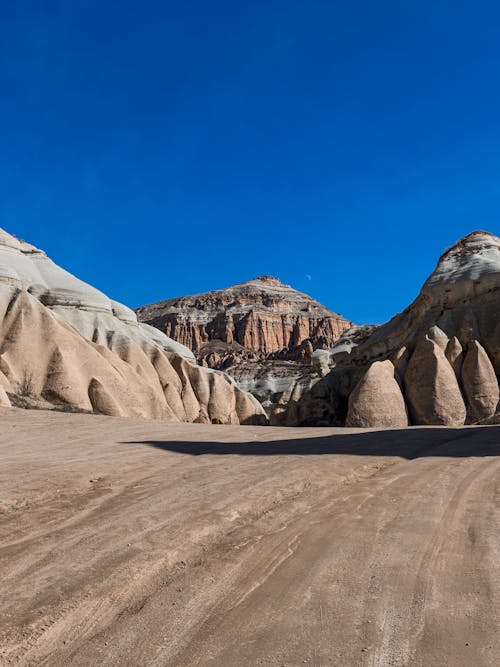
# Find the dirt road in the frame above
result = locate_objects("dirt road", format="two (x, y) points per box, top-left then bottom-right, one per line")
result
(0, 408), (498, 666)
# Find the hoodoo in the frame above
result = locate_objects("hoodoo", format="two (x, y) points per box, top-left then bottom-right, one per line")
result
(275, 231), (500, 426)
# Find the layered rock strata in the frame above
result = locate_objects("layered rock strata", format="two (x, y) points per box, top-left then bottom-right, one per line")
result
(136, 276), (353, 358)
(137, 276), (354, 417)
(0, 230), (266, 424)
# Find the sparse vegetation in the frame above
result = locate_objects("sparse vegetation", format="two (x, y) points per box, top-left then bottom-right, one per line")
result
(18, 372), (35, 398)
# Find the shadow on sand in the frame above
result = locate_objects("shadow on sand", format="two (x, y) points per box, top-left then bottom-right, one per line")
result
(123, 426), (500, 460)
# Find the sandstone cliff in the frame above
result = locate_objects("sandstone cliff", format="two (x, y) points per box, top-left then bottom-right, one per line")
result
(275, 231), (500, 427)
(136, 276), (353, 359)
(0, 229), (266, 425)
(136, 276), (353, 417)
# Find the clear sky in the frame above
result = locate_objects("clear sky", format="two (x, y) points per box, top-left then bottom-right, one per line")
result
(1, 1), (499, 324)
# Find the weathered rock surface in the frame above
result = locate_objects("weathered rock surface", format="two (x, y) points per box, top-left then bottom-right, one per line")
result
(276, 231), (500, 427)
(0, 384), (11, 407)
(346, 360), (408, 428)
(445, 336), (464, 377)
(404, 338), (467, 426)
(137, 276), (354, 420)
(461, 340), (499, 421)
(389, 346), (410, 385)
(427, 325), (449, 351)
(0, 229), (266, 424)
(339, 231), (500, 372)
(136, 275), (353, 357)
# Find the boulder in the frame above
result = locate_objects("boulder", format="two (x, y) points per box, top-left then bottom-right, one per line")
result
(445, 337), (463, 377)
(390, 346), (410, 386)
(461, 340), (499, 421)
(404, 338), (466, 426)
(346, 360), (408, 428)
(427, 326), (449, 351)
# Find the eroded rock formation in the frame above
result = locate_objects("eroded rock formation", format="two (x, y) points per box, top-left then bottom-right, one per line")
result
(136, 275), (353, 357)
(404, 338), (466, 426)
(0, 229), (266, 424)
(275, 231), (500, 426)
(346, 360), (408, 428)
(4, 228), (497, 429)
(461, 340), (499, 421)
(136, 276), (354, 417)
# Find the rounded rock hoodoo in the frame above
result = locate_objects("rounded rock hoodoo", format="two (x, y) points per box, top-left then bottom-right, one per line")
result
(346, 360), (409, 428)
(404, 337), (467, 426)
(461, 340), (499, 421)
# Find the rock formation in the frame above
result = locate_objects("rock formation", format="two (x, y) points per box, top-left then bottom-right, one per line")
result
(136, 275), (353, 357)
(346, 360), (408, 428)
(404, 338), (467, 426)
(275, 231), (500, 426)
(5, 228), (496, 429)
(0, 229), (266, 424)
(136, 276), (353, 417)
(445, 336), (464, 377)
(461, 340), (499, 421)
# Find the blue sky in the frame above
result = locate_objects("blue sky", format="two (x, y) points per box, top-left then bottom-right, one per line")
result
(1, 1), (499, 324)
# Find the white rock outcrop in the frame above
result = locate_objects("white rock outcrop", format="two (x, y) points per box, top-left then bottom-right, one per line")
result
(274, 231), (500, 427)
(0, 229), (266, 424)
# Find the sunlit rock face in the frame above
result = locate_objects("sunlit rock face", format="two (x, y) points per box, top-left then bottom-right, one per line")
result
(136, 275), (353, 356)
(346, 360), (408, 428)
(0, 229), (266, 425)
(275, 231), (500, 426)
(404, 338), (467, 426)
(461, 340), (499, 422)
(136, 276), (354, 419)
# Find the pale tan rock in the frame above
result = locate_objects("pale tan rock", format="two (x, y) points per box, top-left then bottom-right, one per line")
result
(214, 371), (241, 424)
(390, 346), (410, 385)
(427, 325), (449, 351)
(259, 231), (500, 427)
(461, 340), (499, 421)
(88, 379), (124, 417)
(445, 337), (463, 377)
(41, 346), (94, 410)
(346, 360), (408, 428)
(0, 384), (11, 407)
(0, 229), (267, 425)
(334, 231), (500, 378)
(404, 338), (466, 426)
(234, 388), (265, 425)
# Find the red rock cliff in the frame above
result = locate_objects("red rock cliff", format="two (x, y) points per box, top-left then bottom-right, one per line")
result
(136, 276), (353, 356)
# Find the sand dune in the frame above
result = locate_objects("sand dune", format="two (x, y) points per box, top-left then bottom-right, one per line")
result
(0, 408), (498, 666)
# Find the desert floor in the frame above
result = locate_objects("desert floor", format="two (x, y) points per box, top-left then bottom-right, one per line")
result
(0, 409), (499, 666)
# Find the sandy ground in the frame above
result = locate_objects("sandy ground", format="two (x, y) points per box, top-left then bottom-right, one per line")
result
(0, 409), (499, 666)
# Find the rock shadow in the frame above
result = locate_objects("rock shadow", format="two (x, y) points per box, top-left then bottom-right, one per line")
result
(123, 425), (500, 460)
